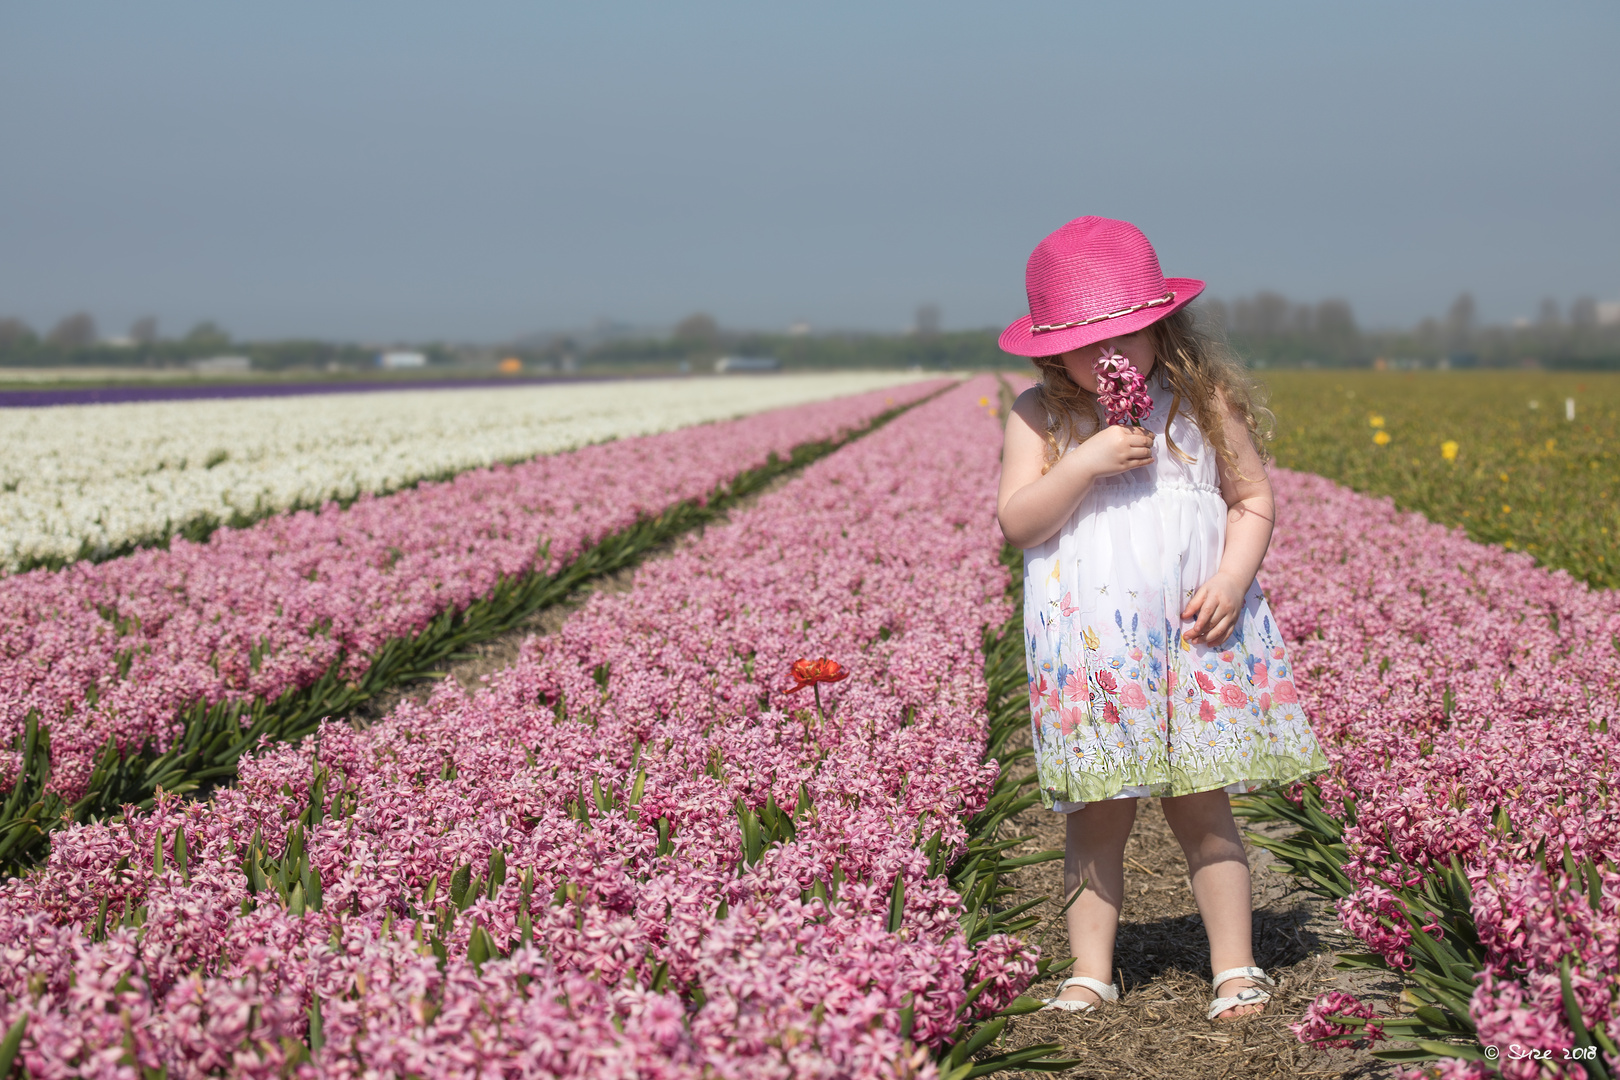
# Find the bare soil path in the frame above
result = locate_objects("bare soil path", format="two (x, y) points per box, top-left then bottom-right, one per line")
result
(988, 723), (1401, 1078)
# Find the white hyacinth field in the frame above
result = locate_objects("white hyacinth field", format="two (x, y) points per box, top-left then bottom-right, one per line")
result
(0, 372), (932, 570)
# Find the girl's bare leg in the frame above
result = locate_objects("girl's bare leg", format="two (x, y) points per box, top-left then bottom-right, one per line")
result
(1056, 797), (1138, 1005)
(1159, 789), (1263, 1018)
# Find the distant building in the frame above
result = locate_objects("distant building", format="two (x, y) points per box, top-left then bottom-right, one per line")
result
(914, 304), (941, 337)
(191, 355), (252, 374)
(1598, 301), (1620, 326)
(378, 351), (427, 369)
(714, 356), (780, 374)
(787, 321), (811, 337)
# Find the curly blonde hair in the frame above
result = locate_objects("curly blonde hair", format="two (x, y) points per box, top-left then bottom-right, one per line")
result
(1029, 307), (1274, 478)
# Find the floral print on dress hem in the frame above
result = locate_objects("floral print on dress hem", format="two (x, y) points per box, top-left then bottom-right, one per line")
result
(1021, 380), (1328, 813)
(1026, 581), (1328, 813)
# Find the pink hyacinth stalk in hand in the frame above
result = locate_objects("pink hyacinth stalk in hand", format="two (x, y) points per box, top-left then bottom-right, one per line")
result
(1093, 346), (1153, 427)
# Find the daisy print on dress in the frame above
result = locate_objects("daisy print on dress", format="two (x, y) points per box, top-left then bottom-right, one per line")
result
(1020, 375), (1327, 811)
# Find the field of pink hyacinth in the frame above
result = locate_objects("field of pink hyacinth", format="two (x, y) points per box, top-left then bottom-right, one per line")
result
(2, 364), (1617, 1079)
(0, 380), (944, 816)
(0, 377), (1062, 1078)
(1261, 470), (1620, 1077)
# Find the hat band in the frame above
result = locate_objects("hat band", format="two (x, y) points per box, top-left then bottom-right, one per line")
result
(1031, 291), (1176, 333)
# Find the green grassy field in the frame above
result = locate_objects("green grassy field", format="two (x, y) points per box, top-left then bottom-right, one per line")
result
(1260, 370), (1620, 589)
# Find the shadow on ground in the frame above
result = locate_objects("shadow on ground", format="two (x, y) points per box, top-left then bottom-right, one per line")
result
(988, 726), (1402, 1079)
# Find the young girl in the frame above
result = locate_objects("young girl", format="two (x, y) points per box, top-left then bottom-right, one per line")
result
(995, 217), (1328, 1021)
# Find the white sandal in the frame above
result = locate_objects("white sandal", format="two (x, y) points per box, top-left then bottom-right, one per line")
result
(1207, 966), (1275, 1020)
(1040, 976), (1119, 1013)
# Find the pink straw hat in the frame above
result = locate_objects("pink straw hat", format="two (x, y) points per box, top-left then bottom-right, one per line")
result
(999, 217), (1205, 358)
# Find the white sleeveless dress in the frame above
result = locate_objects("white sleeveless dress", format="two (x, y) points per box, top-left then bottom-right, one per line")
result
(1022, 373), (1327, 811)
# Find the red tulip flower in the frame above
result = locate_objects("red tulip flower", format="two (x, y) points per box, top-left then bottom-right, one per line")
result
(788, 657), (848, 723)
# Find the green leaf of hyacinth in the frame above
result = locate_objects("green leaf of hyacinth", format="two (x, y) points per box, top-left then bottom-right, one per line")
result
(740, 804), (764, 866)
(449, 863), (471, 908)
(962, 1045), (1079, 1077)
(308, 995), (325, 1053)
(173, 827), (189, 884)
(0, 1014), (26, 1077)
(1369, 1046), (1446, 1063)
(462, 874), (484, 911)
(488, 848), (507, 892)
(517, 908), (534, 949)
(1333, 952), (1393, 971)
(1559, 958), (1608, 1080)
(467, 925), (491, 972)
(958, 976), (996, 1015)
(947, 1016), (1006, 1068)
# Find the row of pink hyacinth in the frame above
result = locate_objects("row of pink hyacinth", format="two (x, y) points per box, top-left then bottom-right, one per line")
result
(0, 377), (1038, 1078)
(1264, 469), (1620, 1078)
(0, 380), (946, 801)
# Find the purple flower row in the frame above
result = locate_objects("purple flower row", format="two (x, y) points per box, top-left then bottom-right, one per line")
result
(1265, 470), (1620, 1075)
(0, 381), (946, 803)
(0, 377), (1038, 1078)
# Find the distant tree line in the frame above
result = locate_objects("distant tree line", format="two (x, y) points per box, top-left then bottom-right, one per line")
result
(0, 313), (442, 371)
(516, 311), (1018, 371)
(5, 296), (1617, 374)
(1203, 291), (1620, 369)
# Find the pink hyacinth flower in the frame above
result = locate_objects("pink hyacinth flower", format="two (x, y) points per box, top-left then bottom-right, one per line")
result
(1093, 347), (1153, 427)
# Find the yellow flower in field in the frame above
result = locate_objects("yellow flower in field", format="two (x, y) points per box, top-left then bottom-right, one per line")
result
(1373, 430), (1392, 446)
(1502, 505), (1512, 514)
(1369, 415), (1386, 428)
(1498, 472), (1510, 483)
(1545, 438), (1557, 452)
(978, 397), (990, 406)
(1441, 440), (1459, 462)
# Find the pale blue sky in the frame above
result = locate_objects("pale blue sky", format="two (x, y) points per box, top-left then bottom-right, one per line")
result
(1, 2), (1616, 341)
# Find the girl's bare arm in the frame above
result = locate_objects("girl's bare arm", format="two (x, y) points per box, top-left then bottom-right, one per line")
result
(1181, 394), (1275, 646)
(997, 387), (1156, 549)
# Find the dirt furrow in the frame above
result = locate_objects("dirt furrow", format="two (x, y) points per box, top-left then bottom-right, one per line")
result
(989, 723), (1401, 1077)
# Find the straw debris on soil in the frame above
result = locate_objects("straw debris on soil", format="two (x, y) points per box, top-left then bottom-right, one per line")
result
(987, 723), (1402, 1079)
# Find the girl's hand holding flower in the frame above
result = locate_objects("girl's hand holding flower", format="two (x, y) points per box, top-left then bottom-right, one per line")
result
(1071, 424), (1155, 478)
